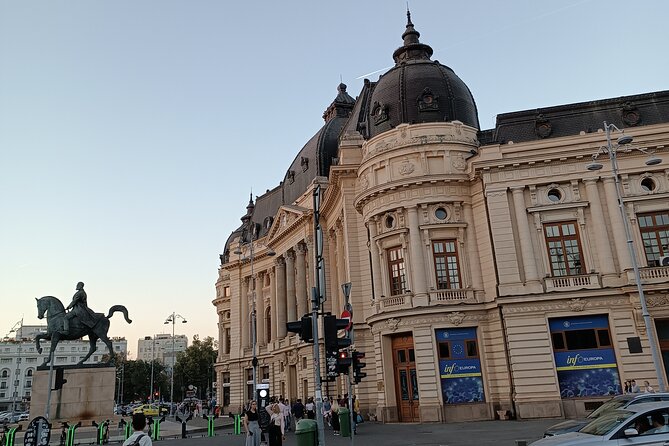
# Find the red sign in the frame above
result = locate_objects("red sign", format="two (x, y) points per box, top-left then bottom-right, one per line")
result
(341, 310), (352, 331)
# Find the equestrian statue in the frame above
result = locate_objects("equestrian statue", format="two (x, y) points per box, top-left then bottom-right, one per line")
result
(35, 282), (132, 366)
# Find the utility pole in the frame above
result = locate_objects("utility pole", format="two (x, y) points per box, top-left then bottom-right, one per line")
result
(342, 283), (354, 446)
(312, 184), (326, 446)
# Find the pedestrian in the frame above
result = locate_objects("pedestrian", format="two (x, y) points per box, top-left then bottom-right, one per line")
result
(624, 380), (631, 394)
(322, 397), (332, 427)
(266, 402), (285, 446)
(292, 399), (305, 422)
(122, 413), (152, 446)
(280, 398), (292, 432)
(244, 400), (262, 446)
(644, 380), (656, 393)
(631, 380), (641, 393)
(305, 397), (315, 419)
(353, 395), (360, 433)
(330, 399), (340, 436)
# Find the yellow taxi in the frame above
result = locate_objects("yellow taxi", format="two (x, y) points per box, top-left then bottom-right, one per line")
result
(132, 404), (167, 417)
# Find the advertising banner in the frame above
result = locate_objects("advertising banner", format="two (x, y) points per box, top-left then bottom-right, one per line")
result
(435, 328), (485, 404)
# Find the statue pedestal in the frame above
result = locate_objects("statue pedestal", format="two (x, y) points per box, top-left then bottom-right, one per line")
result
(30, 364), (116, 421)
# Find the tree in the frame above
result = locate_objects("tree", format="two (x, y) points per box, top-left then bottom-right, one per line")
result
(173, 335), (217, 401)
(113, 358), (169, 403)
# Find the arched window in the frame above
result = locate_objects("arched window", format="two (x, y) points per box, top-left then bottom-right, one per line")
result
(265, 307), (272, 343)
(1, 369), (9, 378)
(25, 369), (33, 377)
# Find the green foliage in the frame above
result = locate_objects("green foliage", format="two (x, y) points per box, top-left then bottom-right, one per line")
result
(173, 335), (217, 401)
(114, 358), (169, 403)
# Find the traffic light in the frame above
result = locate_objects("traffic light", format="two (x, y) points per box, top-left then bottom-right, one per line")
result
(323, 315), (352, 380)
(54, 367), (67, 390)
(286, 315), (313, 343)
(352, 351), (367, 384)
(337, 350), (352, 374)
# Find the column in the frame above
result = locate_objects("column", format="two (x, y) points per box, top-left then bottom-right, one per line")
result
(257, 271), (266, 346)
(221, 322), (229, 354)
(603, 177), (632, 271)
(367, 219), (383, 300)
(584, 179), (616, 275)
(285, 250), (297, 323)
(335, 223), (346, 312)
(296, 243), (308, 318)
(241, 277), (249, 349)
(406, 206), (428, 300)
(510, 186), (540, 283)
(275, 257), (287, 338)
(486, 188), (522, 291)
(463, 203), (484, 290)
(270, 267), (277, 341)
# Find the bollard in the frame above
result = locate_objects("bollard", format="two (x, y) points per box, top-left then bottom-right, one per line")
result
(92, 420), (109, 445)
(118, 420), (132, 440)
(206, 415), (216, 437)
(148, 416), (165, 441)
(234, 414), (242, 435)
(3, 426), (18, 446)
(176, 413), (193, 439)
(66, 422), (81, 446)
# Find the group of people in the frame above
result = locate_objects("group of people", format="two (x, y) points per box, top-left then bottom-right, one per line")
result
(624, 379), (655, 394)
(243, 394), (361, 445)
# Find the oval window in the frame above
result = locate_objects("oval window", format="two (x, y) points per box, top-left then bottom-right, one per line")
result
(641, 178), (656, 192)
(385, 215), (395, 229)
(547, 189), (562, 203)
(435, 207), (448, 220)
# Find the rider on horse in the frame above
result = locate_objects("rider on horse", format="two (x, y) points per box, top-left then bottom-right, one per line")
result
(63, 282), (98, 335)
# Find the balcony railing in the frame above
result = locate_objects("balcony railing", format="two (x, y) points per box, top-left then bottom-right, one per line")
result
(378, 293), (413, 311)
(545, 273), (601, 292)
(627, 266), (669, 285)
(429, 288), (475, 304)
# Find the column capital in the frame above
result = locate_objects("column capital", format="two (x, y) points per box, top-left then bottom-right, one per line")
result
(274, 256), (286, 268)
(285, 250), (296, 261)
(296, 242), (308, 255)
(583, 177), (600, 186)
(509, 185), (526, 193)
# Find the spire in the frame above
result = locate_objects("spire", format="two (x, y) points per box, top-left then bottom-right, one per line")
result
(392, 10), (433, 64)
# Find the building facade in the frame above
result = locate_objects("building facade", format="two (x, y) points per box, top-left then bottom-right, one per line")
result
(213, 15), (669, 422)
(136, 334), (188, 368)
(0, 325), (127, 412)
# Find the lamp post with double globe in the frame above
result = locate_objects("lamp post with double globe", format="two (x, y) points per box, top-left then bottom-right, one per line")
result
(586, 121), (664, 391)
(164, 312), (187, 415)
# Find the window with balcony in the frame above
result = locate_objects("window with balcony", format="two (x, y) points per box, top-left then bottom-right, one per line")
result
(544, 222), (584, 276)
(638, 212), (669, 266)
(432, 240), (462, 289)
(387, 246), (407, 296)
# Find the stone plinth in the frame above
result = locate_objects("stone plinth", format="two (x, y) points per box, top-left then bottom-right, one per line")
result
(30, 364), (116, 421)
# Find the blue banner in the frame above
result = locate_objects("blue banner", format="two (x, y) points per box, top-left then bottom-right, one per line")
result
(549, 314), (610, 332)
(435, 328), (485, 404)
(554, 349), (617, 371)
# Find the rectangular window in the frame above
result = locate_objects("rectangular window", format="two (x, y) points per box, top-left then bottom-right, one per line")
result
(222, 372), (231, 384)
(387, 247), (407, 296)
(261, 366), (270, 381)
(246, 369), (254, 401)
(544, 222), (584, 276)
(432, 240), (462, 289)
(223, 386), (231, 407)
(438, 342), (450, 359)
(638, 212), (669, 266)
(223, 286), (231, 297)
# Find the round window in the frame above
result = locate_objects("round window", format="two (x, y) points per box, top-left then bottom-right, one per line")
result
(641, 177), (656, 192)
(435, 207), (448, 220)
(547, 189), (562, 203)
(385, 215), (395, 229)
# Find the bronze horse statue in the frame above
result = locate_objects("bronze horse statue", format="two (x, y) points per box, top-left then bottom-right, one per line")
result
(35, 296), (132, 366)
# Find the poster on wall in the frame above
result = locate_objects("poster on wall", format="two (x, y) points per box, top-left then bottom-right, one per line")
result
(550, 315), (621, 398)
(435, 327), (485, 404)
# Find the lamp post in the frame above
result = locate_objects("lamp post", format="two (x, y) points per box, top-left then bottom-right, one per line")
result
(234, 237), (275, 401)
(165, 312), (187, 415)
(7, 318), (24, 417)
(145, 335), (156, 403)
(586, 121), (665, 391)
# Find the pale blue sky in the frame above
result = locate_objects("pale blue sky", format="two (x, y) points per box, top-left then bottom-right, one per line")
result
(1, 0), (667, 356)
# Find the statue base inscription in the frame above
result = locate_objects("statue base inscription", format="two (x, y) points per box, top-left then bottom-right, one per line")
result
(30, 364), (116, 421)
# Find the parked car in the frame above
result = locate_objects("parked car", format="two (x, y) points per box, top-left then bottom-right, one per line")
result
(132, 404), (167, 417)
(531, 402), (669, 446)
(544, 393), (669, 437)
(16, 413), (29, 421)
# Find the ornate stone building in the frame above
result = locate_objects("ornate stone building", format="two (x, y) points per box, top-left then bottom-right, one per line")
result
(213, 14), (669, 422)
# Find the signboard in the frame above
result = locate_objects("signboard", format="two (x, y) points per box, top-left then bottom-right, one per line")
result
(341, 310), (352, 331)
(435, 328), (485, 404)
(24, 416), (50, 446)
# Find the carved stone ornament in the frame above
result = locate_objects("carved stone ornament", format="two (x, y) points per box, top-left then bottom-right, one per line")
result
(287, 349), (299, 365)
(417, 87), (439, 112)
(447, 312), (466, 326)
(386, 318), (400, 332)
(646, 294), (669, 308)
(451, 153), (466, 171)
(535, 114), (552, 139)
(360, 173), (369, 190)
(371, 101), (389, 125)
(568, 298), (587, 312)
(621, 101), (641, 126)
(398, 159), (415, 175)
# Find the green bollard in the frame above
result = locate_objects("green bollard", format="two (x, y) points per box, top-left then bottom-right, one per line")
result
(66, 423), (80, 446)
(150, 419), (160, 441)
(207, 415), (215, 437)
(124, 421), (132, 440)
(4, 426), (18, 446)
(234, 414), (242, 435)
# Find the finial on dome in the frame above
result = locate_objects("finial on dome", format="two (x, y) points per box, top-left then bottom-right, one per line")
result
(407, 4), (413, 26)
(338, 83), (347, 93)
(393, 10), (433, 63)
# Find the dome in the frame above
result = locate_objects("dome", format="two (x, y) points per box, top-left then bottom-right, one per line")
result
(367, 12), (479, 138)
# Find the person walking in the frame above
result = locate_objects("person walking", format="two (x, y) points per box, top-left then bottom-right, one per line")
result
(305, 397), (315, 419)
(280, 398), (292, 432)
(644, 380), (656, 393)
(292, 399), (305, 423)
(330, 399), (340, 436)
(244, 401), (262, 446)
(322, 397), (332, 427)
(122, 414), (152, 446)
(266, 402), (285, 446)
(631, 380), (641, 393)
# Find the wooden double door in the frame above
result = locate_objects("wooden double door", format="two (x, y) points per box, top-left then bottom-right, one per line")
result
(392, 334), (419, 422)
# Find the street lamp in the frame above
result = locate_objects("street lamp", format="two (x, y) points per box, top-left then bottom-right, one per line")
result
(234, 237), (275, 401)
(7, 318), (24, 418)
(586, 121), (665, 391)
(164, 312), (187, 415)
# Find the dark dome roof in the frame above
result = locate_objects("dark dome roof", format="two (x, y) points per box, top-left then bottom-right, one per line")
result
(367, 12), (479, 138)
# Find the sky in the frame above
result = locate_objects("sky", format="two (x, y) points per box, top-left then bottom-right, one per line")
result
(1, 0), (668, 358)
